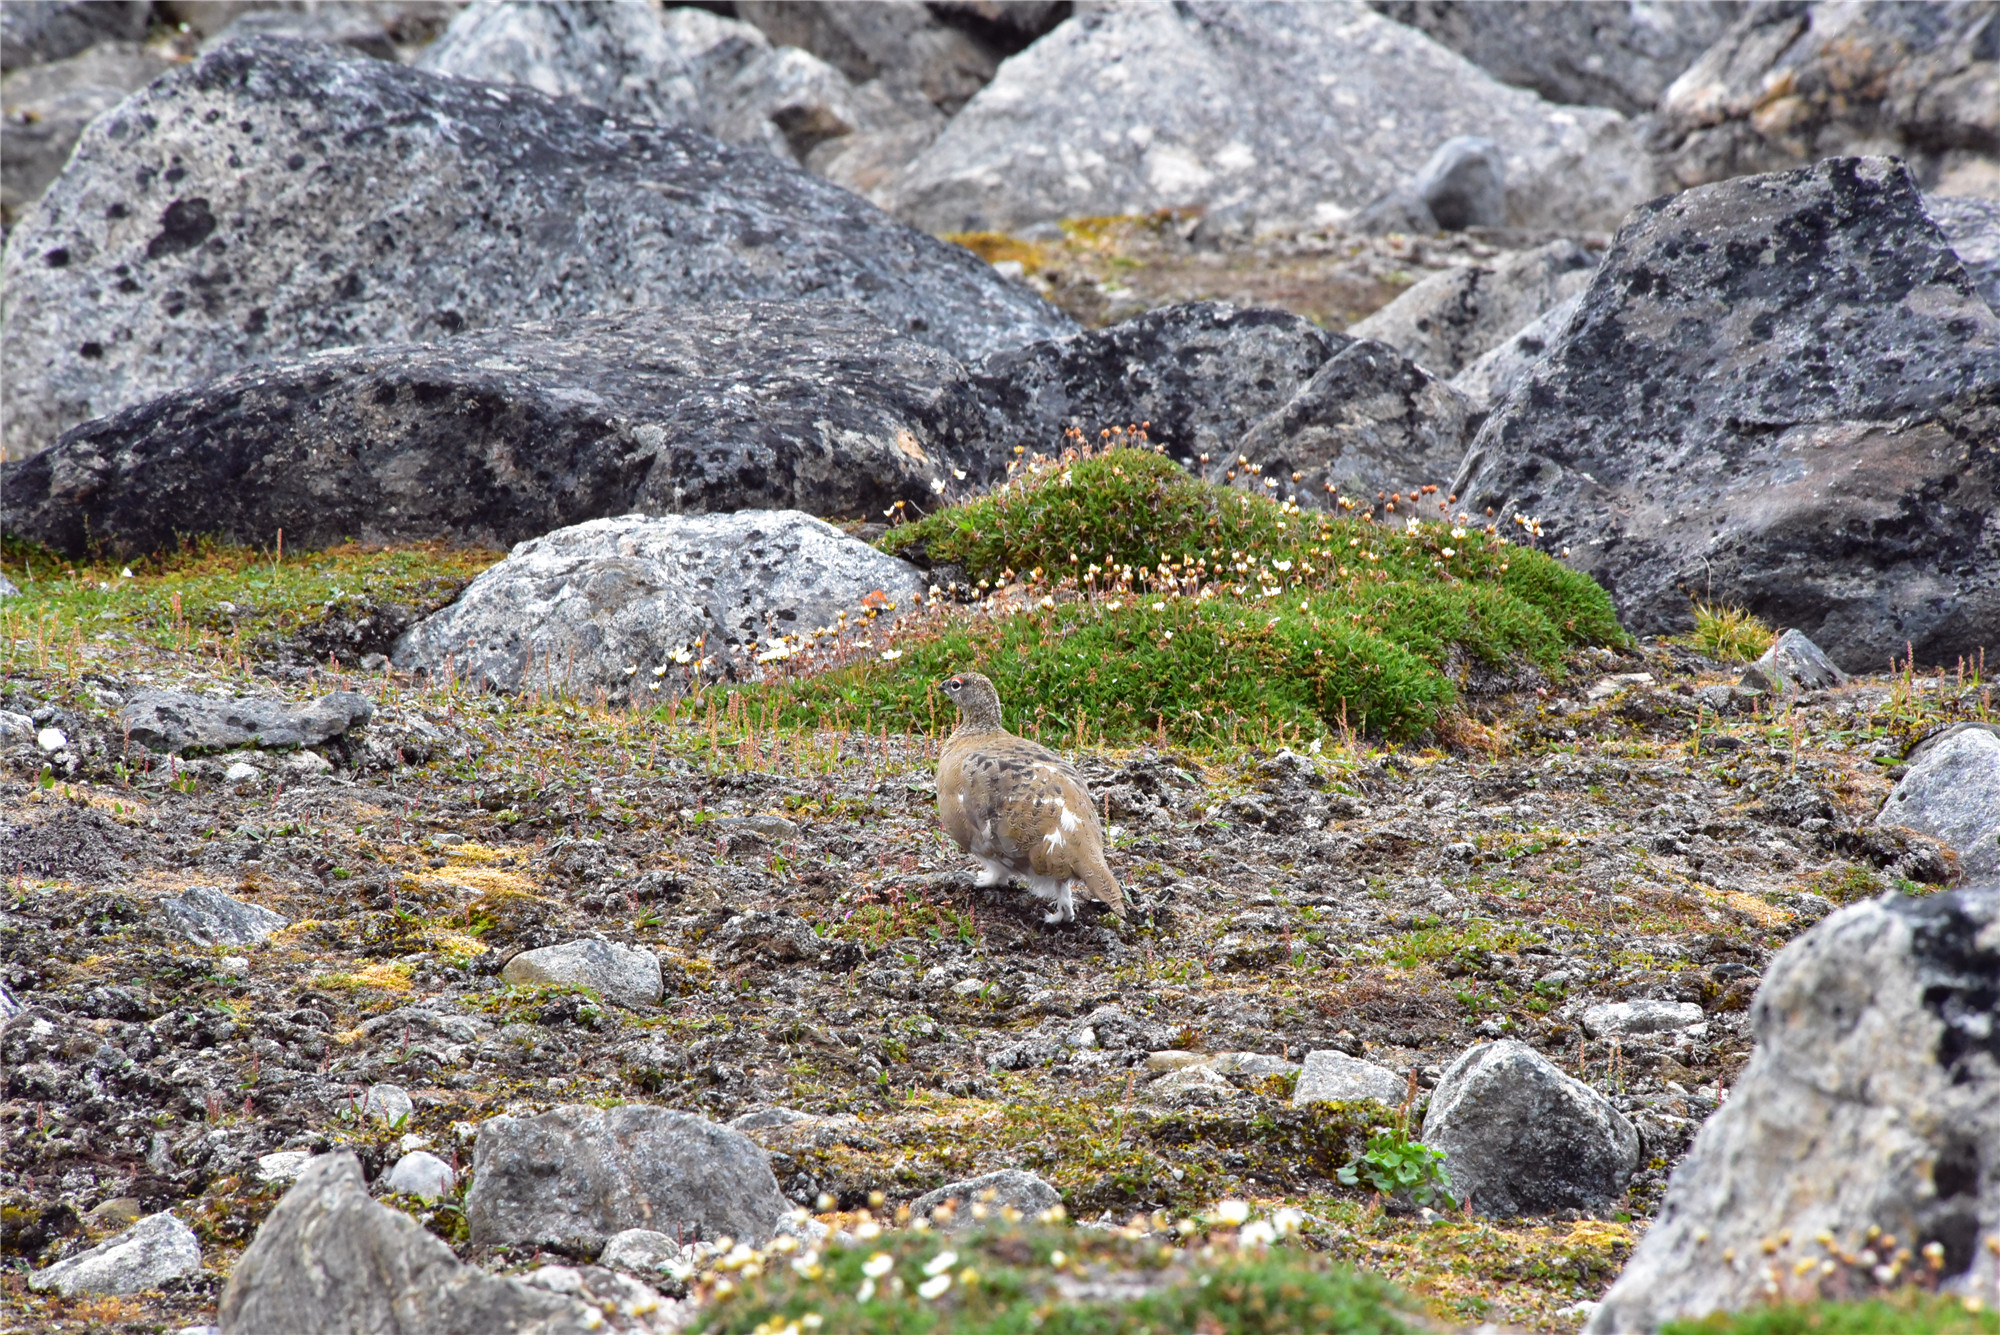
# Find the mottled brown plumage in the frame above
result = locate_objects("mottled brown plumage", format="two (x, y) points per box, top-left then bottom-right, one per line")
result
(936, 671), (1126, 923)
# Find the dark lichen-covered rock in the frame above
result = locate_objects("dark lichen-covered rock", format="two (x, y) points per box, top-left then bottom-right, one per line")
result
(1455, 158), (2000, 673)
(3, 303), (996, 558)
(1651, 1), (2000, 196)
(1212, 338), (1473, 507)
(0, 35), (1073, 459)
(972, 302), (1344, 464)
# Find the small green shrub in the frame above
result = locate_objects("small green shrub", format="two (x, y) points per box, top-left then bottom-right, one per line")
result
(742, 448), (1625, 745)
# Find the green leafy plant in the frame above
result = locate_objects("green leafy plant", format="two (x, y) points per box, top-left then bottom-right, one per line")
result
(1663, 1295), (2000, 1335)
(1337, 1124), (1456, 1209)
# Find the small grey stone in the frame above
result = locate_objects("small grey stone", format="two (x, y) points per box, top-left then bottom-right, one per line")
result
(1422, 1039), (1639, 1217)
(1740, 629), (1846, 694)
(501, 940), (663, 1008)
(254, 1152), (313, 1186)
(218, 1153), (602, 1335)
(28, 1212), (201, 1296)
(222, 761), (261, 786)
(1580, 1000), (1708, 1040)
(385, 1151), (456, 1202)
(1207, 1052), (1302, 1079)
(117, 691), (373, 755)
(1150, 1065), (1236, 1094)
(910, 1169), (1061, 1227)
(159, 886), (289, 949)
(466, 1104), (791, 1253)
(1293, 1050), (1406, 1105)
(727, 1106), (822, 1133)
(35, 726), (66, 752)
(1413, 135), (1505, 231)
(0, 709), (31, 741)
(1927, 194), (2000, 313)
(599, 1228), (688, 1277)
(1877, 726), (2000, 878)
(357, 1084), (415, 1127)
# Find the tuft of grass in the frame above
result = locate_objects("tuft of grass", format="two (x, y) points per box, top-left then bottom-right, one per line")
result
(1663, 1295), (2000, 1335)
(1681, 599), (1775, 664)
(744, 448), (1624, 746)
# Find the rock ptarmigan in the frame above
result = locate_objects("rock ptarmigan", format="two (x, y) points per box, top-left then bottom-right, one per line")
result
(937, 671), (1126, 923)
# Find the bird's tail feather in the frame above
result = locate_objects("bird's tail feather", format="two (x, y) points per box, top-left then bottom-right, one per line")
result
(1075, 857), (1127, 919)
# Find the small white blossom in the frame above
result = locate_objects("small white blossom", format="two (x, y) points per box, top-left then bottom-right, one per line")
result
(918, 1274), (951, 1300)
(862, 1254), (894, 1278)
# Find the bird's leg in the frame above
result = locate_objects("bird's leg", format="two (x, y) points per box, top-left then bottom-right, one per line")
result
(1043, 906), (1067, 925)
(973, 858), (1009, 888)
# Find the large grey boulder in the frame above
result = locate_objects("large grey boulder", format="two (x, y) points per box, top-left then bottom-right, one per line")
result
(972, 302), (1343, 465)
(1929, 194), (2000, 313)
(466, 1105), (791, 1253)
(1448, 291), (1581, 417)
(159, 885), (288, 948)
(1, 42), (172, 219)
(117, 691), (373, 754)
(28, 1211), (201, 1296)
(0, 36), (1073, 459)
(1348, 239), (1598, 379)
(1877, 727), (2000, 880)
(880, 0), (1655, 236)
(1588, 884), (2000, 1331)
(1454, 158), (2000, 672)
(393, 511), (925, 699)
(5, 304), (996, 560)
(499, 939), (663, 1008)
(1422, 1039), (1640, 1217)
(1212, 338), (1473, 508)
(1, 1), (150, 72)
(1371, 1), (1742, 116)
(219, 1152), (607, 1335)
(909, 1169), (1061, 1227)
(1651, 2), (2000, 197)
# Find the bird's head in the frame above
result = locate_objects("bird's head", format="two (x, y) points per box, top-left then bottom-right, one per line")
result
(941, 670), (1004, 729)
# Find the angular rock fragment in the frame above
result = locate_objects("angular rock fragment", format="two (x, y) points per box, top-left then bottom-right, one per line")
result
(1928, 194), (2000, 313)
(393, 510), (924, 698)
(1349, 239), (1598, 379)
(1422, 1039), (1639, 1216)
(1878, 727), (2000, 879)
(1292, 1050), (1406, 1105)
(1588, 883), (2000, 1330)
(1372, 0), (1741, 116)
(1449, 292), (1581, 417)
(1456, 158), (2000, 671)
(158, 886), (288, 949)
(881, 0), (1654, 235)
(1214, 338), (1473, 507)
(910, 1169), (1061, 1227)
(1, 42), (171, 219)
(1652, 2), (2000, 197)
(501, 940), (662, 1009)
(219, 1152), (604, 1335)
(1739, 628), (1846, 694)
(117, 691), (372, 755)
(385, 1150), (456, 1202)
(1, 0), (150, 71)
(466, 1105), (791, 1253)
(0, 36), (1072, 458)
(974, 302), (1343, 464)
(28, 1211), (201, 1296)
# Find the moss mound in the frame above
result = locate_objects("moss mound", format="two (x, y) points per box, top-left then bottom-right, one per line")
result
(1663, 1296), (2000, 1335)
(749, 448), (1623, 745)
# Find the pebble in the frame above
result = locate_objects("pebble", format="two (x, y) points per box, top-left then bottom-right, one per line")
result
(385, 1150), (456, 1201)
(356, 1083), (415, 1126)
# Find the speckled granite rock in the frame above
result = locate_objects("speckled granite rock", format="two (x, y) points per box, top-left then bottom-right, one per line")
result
(0, 36), (1072, 459)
